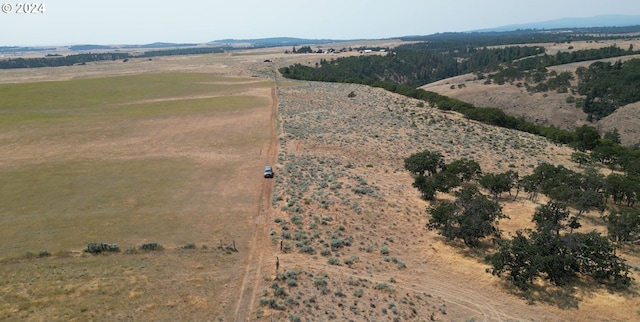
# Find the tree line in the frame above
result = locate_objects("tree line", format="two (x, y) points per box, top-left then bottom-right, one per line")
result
(405, 150), (637, 291)
(400, 26), (640, 47)
(280, 45), (544, 87)
(0, 47), (227, 69)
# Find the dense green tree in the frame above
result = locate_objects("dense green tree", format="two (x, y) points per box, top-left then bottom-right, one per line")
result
(574, 125), (601, 151)
(592, 139), (627, 166)
(532, 202), (580, 236)
(522, 163), (579, 203)
(573, 167), (606, 216)
(427, 185), (506, 247)
(523, 163), (607, 213)
(479, 170), (518, 200)
(615, 174), (640, 207)
(407, 154), (485, 201)
(565, 231), (630, 286)
(432, 170), (462, 194)
(605, 173), (629, 205)
(487, 231), (541, 290)
(570, 152), (591, 167)
(604, 209), (640, 243)
(404, 150), (445, 177)
(446, 158), (482, 183)
(603, 128), (622, 145)
(521, 172), (542, 201)
(412, 168), (463, 201)
(573, 189), (606, 216)
(413, 175), (438, 201)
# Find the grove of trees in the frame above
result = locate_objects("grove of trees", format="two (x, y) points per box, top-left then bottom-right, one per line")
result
(405, 150), (637, 292)
(487, 202), (631, 290)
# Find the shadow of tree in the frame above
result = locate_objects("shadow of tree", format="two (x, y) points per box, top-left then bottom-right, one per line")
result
(500, 276), (638, 309)
(513, 282), (581, 309)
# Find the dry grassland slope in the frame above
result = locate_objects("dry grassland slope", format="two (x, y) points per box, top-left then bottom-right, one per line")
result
(258, 75), (640, 321)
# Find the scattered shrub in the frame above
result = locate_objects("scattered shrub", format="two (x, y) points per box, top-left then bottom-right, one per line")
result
(291, 214), (303, 226)
(274, 287), (287, 297)
(85, 242), (120, 254)
(314, 278), (327, 288)
(328, 257), (341, 265)
(139, 242), (163, 251)
(286, 278), (298, 287)
(299, 245), (315, 254)
(375, 283), (394, 291)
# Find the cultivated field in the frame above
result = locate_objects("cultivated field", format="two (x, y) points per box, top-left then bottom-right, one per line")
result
(1, 43), (639, 321)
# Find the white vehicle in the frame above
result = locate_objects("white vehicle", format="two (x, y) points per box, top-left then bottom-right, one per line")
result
(264, 165), (274, 178)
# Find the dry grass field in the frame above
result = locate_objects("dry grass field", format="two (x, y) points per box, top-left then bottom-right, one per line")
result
(0, 57), (278, 320)
(1, 41), (639, 321)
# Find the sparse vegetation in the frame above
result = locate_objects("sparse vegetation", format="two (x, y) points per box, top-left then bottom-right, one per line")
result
(85, 242), (120, 254)
(139, 242), (163, 251)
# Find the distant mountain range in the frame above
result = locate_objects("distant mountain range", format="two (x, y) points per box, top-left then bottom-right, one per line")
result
(473, 14), (640, 32)
(209, 37), (343, 47)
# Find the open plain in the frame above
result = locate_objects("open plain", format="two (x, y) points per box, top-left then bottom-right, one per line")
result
(1, 44), (639, 321)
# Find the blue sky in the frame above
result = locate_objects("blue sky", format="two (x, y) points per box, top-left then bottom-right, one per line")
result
(3, 0), (640, 46)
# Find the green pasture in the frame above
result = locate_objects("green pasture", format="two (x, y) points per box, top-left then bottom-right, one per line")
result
(0, 73), (271, 123)
(0, 73), (273, 259)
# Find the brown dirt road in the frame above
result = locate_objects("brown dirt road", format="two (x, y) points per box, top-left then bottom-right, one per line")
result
(233, 85), (279, 321)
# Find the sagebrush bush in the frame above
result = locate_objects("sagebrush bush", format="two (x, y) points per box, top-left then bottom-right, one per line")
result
(299, 245), (315, 254)
(328, 257), (340, 265)
(375, 283), (394, 291)
(139, 242), (163, 251)
(286, 278), (298, 287)
(85, 242), (120, 254)
(313, 278), (327, 288)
